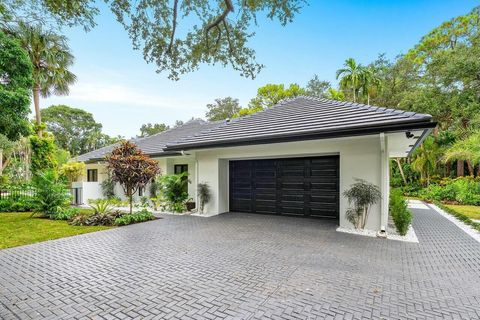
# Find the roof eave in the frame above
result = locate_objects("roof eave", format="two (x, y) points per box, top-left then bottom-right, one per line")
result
(165, 120), (437, 151)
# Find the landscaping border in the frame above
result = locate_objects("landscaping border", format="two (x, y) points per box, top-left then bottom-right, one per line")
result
(428, 202), (480, 243)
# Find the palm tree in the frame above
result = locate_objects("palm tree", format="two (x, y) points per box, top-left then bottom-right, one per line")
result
(336, 58), (362, 102)
(444, 132), (480, 176)
(12, 23), (76, 137)
(411, 137), (440, 185)
(359, 66), (382, 105)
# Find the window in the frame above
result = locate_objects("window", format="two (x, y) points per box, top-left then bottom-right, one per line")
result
(174, 164), (188, 194)
(174, 164), (188, 174)
(87, 169), (98, 182)
(139, 187), (144, 197)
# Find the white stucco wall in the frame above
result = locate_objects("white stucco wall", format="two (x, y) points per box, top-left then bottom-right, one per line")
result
(195, 135), (386, 231)
(80, 156), (198, 204)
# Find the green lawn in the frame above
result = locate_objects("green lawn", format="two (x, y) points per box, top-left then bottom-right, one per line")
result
(0, 212), (112, 250)
(444, 204), (480, 220)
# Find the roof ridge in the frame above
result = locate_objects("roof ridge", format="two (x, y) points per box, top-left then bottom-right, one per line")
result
(290, 95), (431, 119)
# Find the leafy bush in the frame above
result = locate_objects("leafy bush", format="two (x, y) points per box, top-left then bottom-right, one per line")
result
(51, 207), (79, 220)
(32, 170), (71, 217)
(69, 210), (122, 226)
(420, 177), (480, 205)
(197, 182), (211, 214)
(114, 209), (155, 226)
(389, 189), (412, 236)
(0, 197), (36, 212)
(100, 175), (116, 199)
(89, 199), (115, 215)
(159, 173), (189, 213)
(344, 179), (381, 229)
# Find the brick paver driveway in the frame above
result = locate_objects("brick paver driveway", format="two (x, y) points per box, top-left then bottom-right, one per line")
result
(1, 204), (480, 320)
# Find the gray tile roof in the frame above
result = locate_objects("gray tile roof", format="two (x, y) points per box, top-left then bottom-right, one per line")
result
(165, 96), (435, 151)
(76, 119), (222, 162)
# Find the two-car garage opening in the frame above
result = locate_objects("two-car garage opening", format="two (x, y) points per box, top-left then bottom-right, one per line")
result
(229, 156), (339, 219)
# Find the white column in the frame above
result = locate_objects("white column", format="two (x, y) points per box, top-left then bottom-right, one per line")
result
(380, 133), (389, 232)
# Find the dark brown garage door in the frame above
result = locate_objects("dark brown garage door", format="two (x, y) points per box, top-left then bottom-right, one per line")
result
(229, 156), (339, 219)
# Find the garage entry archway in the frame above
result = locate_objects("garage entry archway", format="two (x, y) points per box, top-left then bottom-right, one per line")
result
(229, 156), (339, 219)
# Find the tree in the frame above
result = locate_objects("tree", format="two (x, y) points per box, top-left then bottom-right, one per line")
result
(3, 1), (306, 80)
(41, 105), (103, 156)
(60, 161), (85, 185)
(12, 23), (76, 137)
(205, 97), (241, 121)
(139, 123), (170, 137)
(336, 58), (363, 103)
(359, 65), (382, 105)
(30, 133), (58, 176)
(248, 83), (306, 110)
(411, 137), (440, 185)
(325, 88), (345, 101)
(174, 120), (184, 128)
(343, 179), (381, 229)
(305, 75), (331, 98)
(444, 132), (480, 176)
(105, 141), (160, 214)
(0, 30), (33, 141)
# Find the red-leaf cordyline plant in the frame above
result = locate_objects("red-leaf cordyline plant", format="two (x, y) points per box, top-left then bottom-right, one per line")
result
(105, 141), (160, 214)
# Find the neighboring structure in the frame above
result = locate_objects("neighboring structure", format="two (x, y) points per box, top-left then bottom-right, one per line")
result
(75, 97), (435, 231)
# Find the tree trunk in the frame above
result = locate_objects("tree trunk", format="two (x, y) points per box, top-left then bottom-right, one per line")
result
(395, 158), (407, 185)
(352, 87), (356, 102)
(457, 160), (464, 177)
(367, 93), (370, 105)
(467, 160), (474, 176)
(129, 194), (133, 214)
(445, 161), (451, 177)
(32, 85), (42, 137)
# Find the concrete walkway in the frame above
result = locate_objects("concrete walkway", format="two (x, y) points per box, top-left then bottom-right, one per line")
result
(1, 203), (480, 319)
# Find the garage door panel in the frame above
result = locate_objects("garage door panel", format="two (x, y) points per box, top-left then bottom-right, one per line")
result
(229, 156), (339, 219)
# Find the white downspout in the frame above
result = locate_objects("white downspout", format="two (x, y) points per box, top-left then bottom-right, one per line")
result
(380, 133), (389, 234)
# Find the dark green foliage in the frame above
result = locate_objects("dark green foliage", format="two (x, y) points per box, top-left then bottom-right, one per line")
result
(205, 97), (241, 121)
(344, 179), (382, 229)
(41, 105), (105, 156)
(0, 31), (33, 140)
(114, 209), (155, 226)
(30, 134), (58, 175)
(389, 189), (413, 236)
(197, 182), (211, 214)
(69, 210), (122, 226)
(50, 207), (79, 220)
(32, 170), (70, 217)
(139, 123), (169, 137)
(100, 175), (116, 199)
(159, 172), (189, 213)
(0, 197), (36, 212)
(420, 177), (480, 205)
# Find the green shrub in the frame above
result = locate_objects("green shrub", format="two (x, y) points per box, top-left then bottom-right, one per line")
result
(0, 197), (36, 212)
(51, 207), (79, 220)
(100, 175), (116, 199)
(69, 210), (122, 226)
(32, 170), (71, 217)
(159, 173), (189, 213)
(420, 177), (480, 205)
(389, 189), (412, 236)
(114, 209), (155, 226)
(89, 199), (115, 215)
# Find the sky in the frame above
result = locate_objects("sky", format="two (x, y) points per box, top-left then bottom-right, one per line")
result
(42, 0), (476, 138)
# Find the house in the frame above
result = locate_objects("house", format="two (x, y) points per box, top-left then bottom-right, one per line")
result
(74, 96), (435, 231)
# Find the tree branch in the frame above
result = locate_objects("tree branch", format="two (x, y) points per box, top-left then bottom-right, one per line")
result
(205, 0), (234, 36)
(167, 0), (179, 54)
